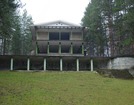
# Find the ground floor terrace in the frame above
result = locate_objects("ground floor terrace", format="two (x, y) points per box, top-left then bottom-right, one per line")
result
(0, 55), (111, 71)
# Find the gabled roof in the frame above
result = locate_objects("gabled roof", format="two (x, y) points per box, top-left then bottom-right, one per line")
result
(35, 20), (81, 27)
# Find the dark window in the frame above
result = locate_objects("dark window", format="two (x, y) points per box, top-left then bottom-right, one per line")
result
(49, 45), (59, 53)
(73, 45), (82, 54)
(61, 32), (70, 40)
(49, 32), (59, 40)
(61, 45), (70, 53)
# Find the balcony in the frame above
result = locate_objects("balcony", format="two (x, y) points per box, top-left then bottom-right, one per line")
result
(37, 40), (84, 46)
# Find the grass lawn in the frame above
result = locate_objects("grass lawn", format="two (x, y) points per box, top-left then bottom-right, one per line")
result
(0, 71), (134, 105)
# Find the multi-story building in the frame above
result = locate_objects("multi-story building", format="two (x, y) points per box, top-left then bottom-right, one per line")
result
(0, 20), (93, 71)
(29, 20), (93, 71)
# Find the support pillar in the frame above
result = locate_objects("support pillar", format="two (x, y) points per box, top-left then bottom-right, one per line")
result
(76, 58), (79, 71)
(90, 59), (93, 71)
(108, 59), (112, 69)
(59, 42), (61, 54)
(43, 58), (46, 71)
(27, 58), (30, 71)
(82, 43), (84, 55)
(10, 58), (13, 70)
(60, 58), (63, 71)
(47, 42), (49, 54)
(36, 43), (38, 55)
(70, 43), (73, 54)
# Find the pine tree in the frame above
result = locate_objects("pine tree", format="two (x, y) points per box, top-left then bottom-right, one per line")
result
(11, 11), (22, 55)
(11, 9), (33, 55)
(82, 0), (106, 56)
(20, 10), (33, 55)
(0, 0), (21, 54)
(82, 0), (134, 57)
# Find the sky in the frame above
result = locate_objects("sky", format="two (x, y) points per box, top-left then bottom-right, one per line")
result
(21, 0), (90, 25)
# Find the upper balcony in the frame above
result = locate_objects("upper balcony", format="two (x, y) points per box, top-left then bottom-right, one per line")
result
(30, 20), (85, 42)
(36, 32), (83, 41)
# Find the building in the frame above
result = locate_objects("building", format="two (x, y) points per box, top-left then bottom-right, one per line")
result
(0, 20), (95, 71)
(31, 20), (85, 56)
(0, 21), (133, 71)
(29, 20), (93, 71)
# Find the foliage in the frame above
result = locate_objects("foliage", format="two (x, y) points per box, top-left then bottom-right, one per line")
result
(0, 0), (33, 55)
(82, 0), (134, 56)
(11, 10), (33, 55)
(11, 11), (22, 54)
(82, 0), (106, 56)
(0, 0), (20, 38)
(0, 0), (21, 54)
(21, 10), (33, 55)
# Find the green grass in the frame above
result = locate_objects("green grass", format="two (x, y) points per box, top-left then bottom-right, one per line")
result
(0, 71), (134, 105)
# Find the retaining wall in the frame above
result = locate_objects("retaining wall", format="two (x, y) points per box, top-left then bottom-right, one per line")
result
(107, 57), (134, 70)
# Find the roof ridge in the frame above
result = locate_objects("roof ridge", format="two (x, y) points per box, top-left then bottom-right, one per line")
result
(34, 20), (81, 27)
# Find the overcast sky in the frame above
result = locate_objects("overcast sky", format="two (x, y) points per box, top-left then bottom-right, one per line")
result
(21, 0), (90, 25)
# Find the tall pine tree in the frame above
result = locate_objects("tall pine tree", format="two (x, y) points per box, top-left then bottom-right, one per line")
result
(82, 0), (134, 57)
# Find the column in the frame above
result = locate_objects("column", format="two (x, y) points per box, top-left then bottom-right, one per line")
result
(43, 58), (46, 71)
(59, 32), (61, 40)
(82, 43), (84, 55)
(36, 42), (38, 55)
(60, 58), (63, 71)
(90, 59), (93, 71)
(108, 59), (112, 69)
(70, 43), (73, 54)
(47, 42), (49, 54)
(27, 58), (30, 71)
(76, 58), (79, 71)
(10, 58), (13, 70)
(59, 42), (61, 54)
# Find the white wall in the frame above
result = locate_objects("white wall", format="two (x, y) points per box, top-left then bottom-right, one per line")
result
(37, 32), (49, 40)
(70, 32), (82, 40)
(108, 57), (134, 70)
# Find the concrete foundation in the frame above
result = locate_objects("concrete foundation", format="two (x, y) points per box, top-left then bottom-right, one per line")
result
(107, 57), (134, 70)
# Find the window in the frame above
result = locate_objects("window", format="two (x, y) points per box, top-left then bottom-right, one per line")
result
(49, 45), (59, 53)
(61, 45), (70, 53)
(49, 32), (59, 40)
(49, 32), (70, 40)
(61, 32), (70, 40)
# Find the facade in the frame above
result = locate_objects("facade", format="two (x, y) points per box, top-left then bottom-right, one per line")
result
(0, 21), (95, 71)
(28, 20), (93, 71)
(0, 21), (133, 71)
(31, 20), (85, 56)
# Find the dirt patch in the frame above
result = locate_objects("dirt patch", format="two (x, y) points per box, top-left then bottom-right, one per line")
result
(96, 69), (134, 79)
